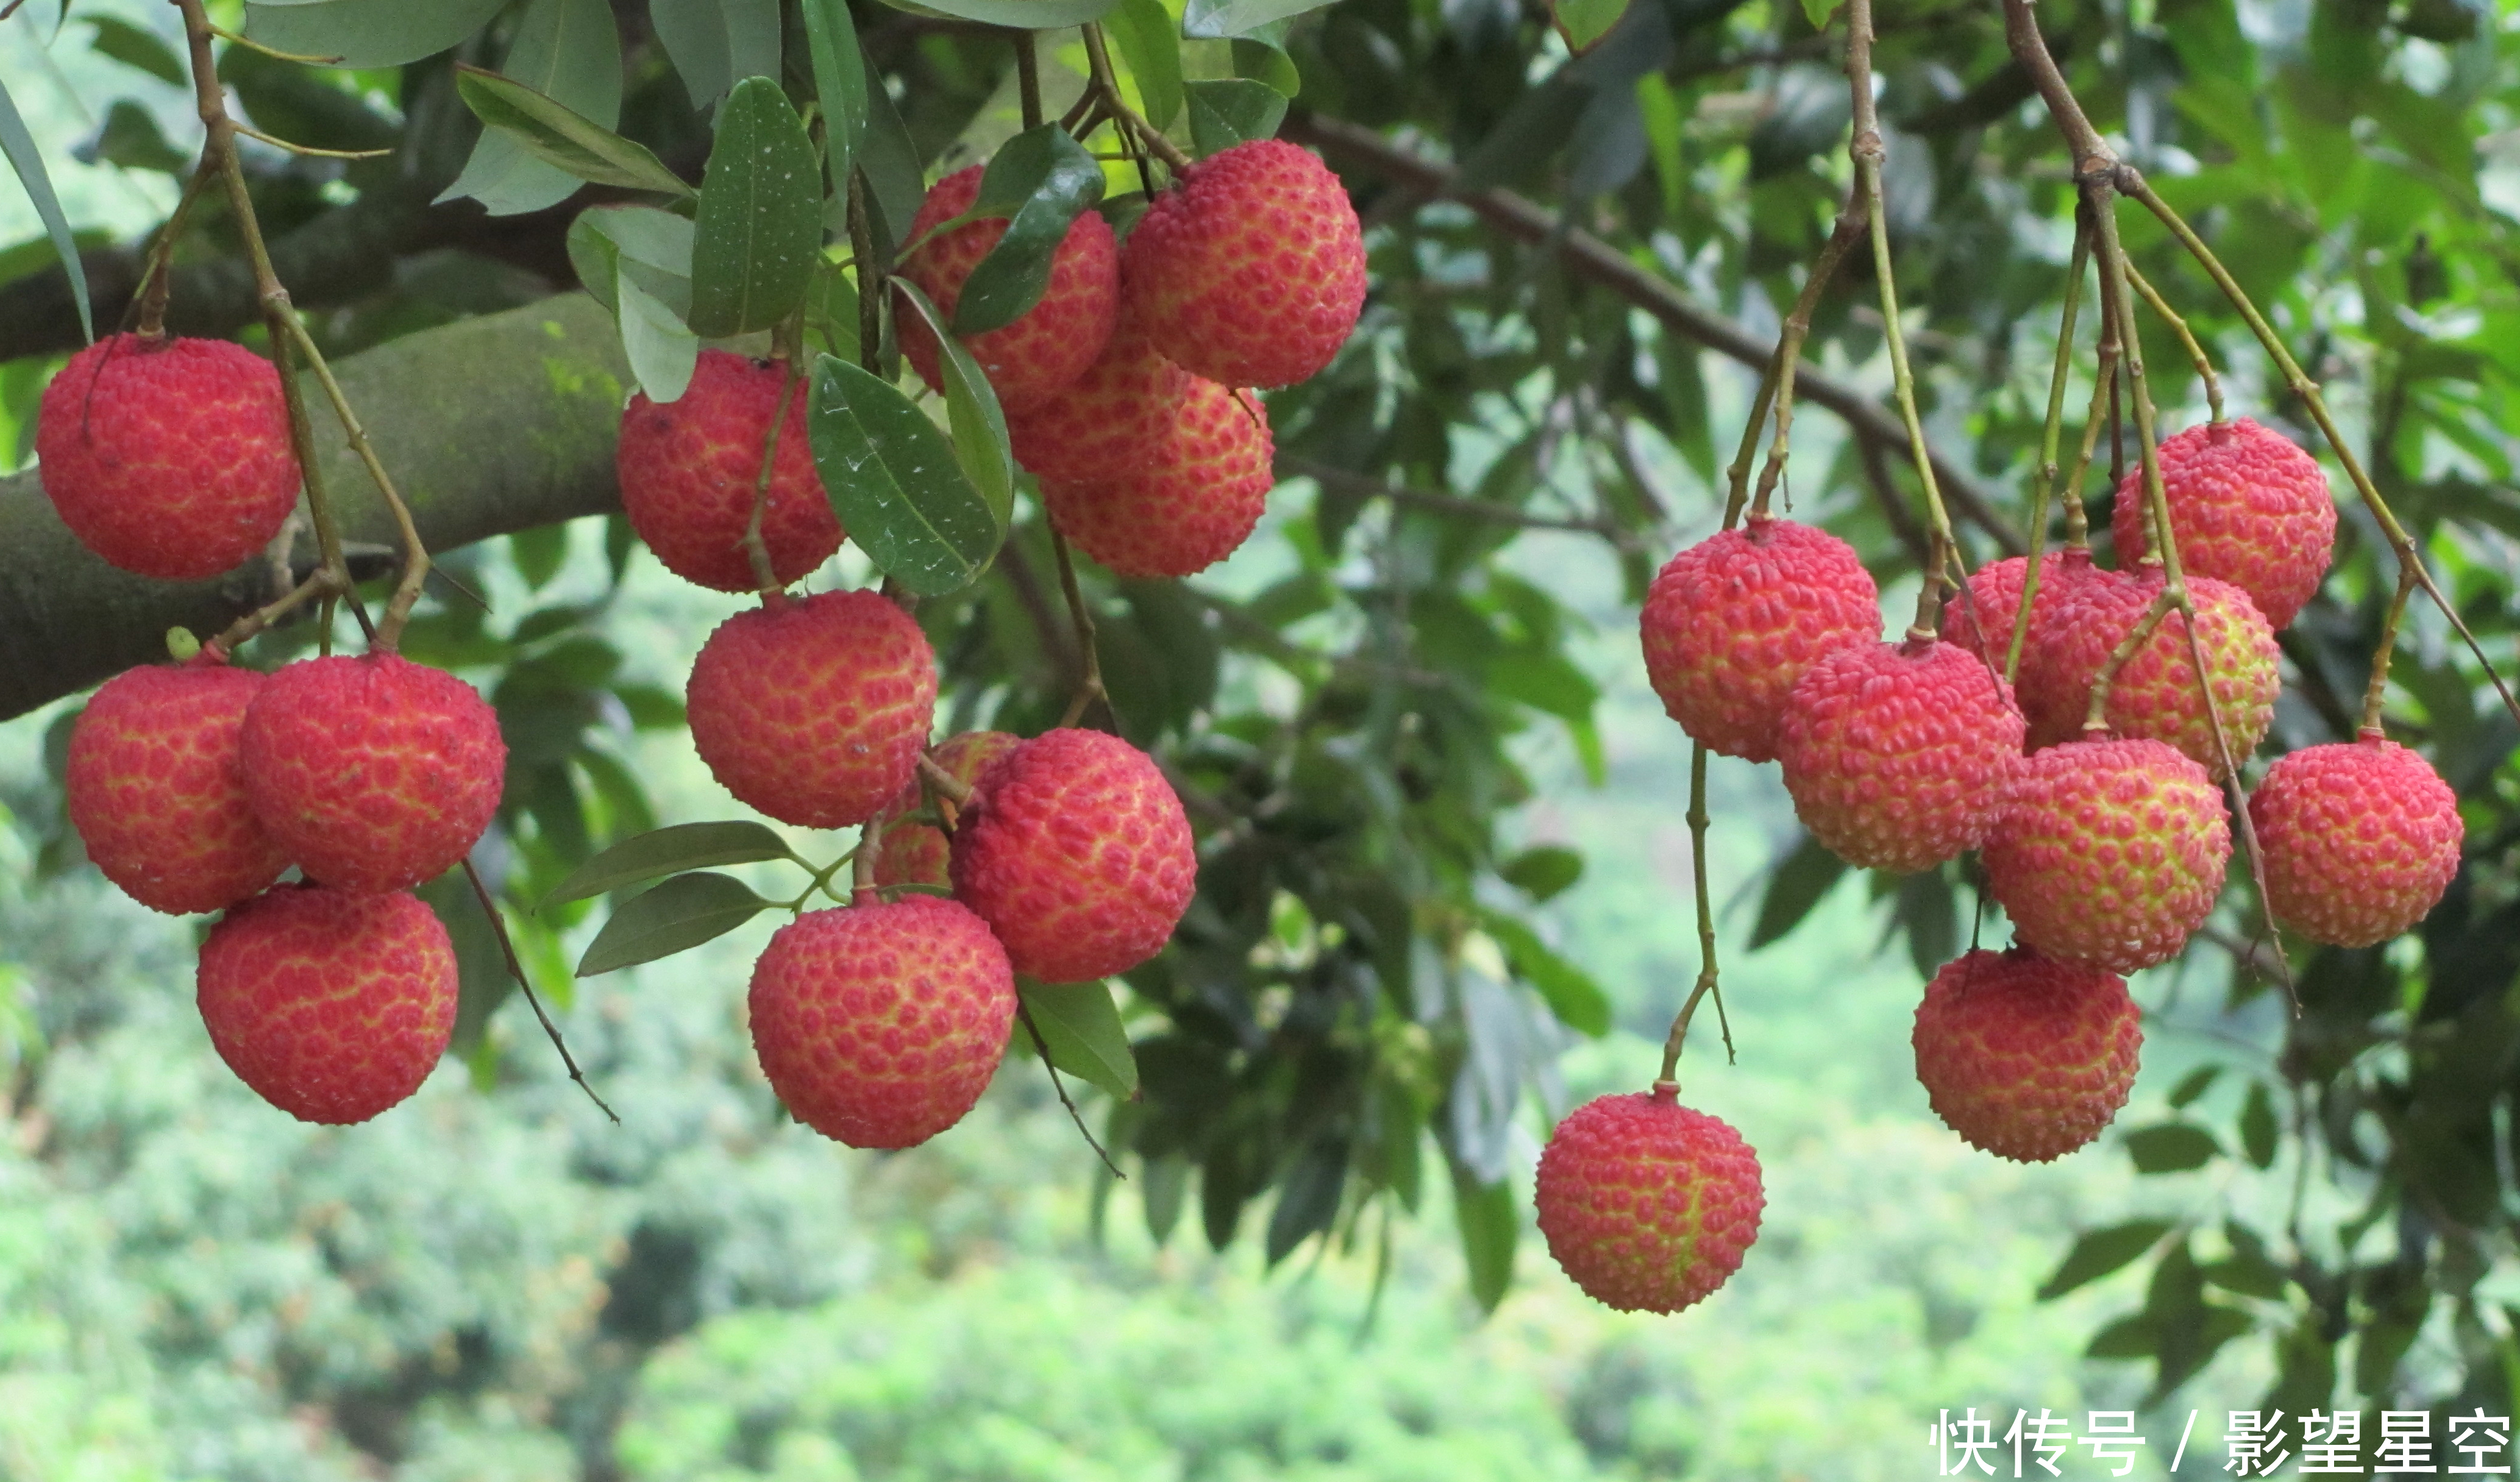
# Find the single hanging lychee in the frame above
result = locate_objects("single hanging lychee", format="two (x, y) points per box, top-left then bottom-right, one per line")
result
(1981, 737), (2230, 974)
(1912, 947), (2142, 1161)
(240, 652), (507, 894)
(899, 164), (1119, 414)
(1534, 1085), (1765, 1314)
(197, 884), (457, 1124)
(615, 349), (845, 593)
(1776, 636), (2026, 873)
(1639, 515), (1881, 762)
(870, 730), (1022, 889)
(2250, 732), (2464, 947)
(749, 894), (1018, 1149)
(2113, 418), (2335, 630)
(686, 589), (937, 830)
(37, 332), (300, 580)
(2029, 569), (2278, 779)
(1039, 380), (1273, 579)
(949, 728), (1196, 983)
(1122, 139), (1366, 389)
(66, 659), (290, 915)
(1005, 300), (1191, 483)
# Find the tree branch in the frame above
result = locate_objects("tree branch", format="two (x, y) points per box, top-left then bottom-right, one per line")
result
(0, 294), (632, 720)
(1281, 112), (2025, 556)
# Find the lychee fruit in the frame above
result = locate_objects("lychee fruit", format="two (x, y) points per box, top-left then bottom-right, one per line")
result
(1040, 380), (1273, 579)
(616, 349), (845, 593)
(65, 661), (290, 915)
(1534, 1085), (1765, 1314)
(898, 164), (1119, 414)
(1639, 515), (1881, 762)
(196, 884), (457, 1124)
(240, 652), (506, 894)
(870, 729), (1021, 889)
(1005, 302), (1191, 483)
(686, 589), (937, 830)
(2250, 733), (2465, 947)
(1982, 737), (2231, 974)
(1122, 139), (1366, 389)
(1911, 947), (2141, 1162)
(1776, 637), (2026, 873)
(37, 333), (300, 580)
(2113, 418), (2335, 630)
(748, 894), (1018, 1149)
(2029, 569), (2278, 778)
(949, 728), (1196, 983)
(1945, 548), (2104, 690)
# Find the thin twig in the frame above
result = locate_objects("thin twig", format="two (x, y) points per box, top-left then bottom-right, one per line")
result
(1048, 528), (1108, 729)
(1019, 1001), (1125, 1176)
(2123, 259), (2224, 424)
(462, 859), (618, 1123)
(232, 124), (391, 160)
(743, 361), (802, 594)
(1744, 187), (1868, 523)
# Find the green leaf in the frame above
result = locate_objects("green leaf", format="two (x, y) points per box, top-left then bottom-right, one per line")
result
(1106, 0), (1184, 131)
(952, 126), (1106, 336)
(1182, 0), (1331, 38)
(1449, 1159), (1518, 1313)
(0, 74), (90, 344)
(874, 0), (1119, 25)
(83, 16), (188, 86)
(575, 871), (769, 975)
(688, 79), (822, 337)
(567, 204), (696, 316)
(1184, 78), (1288, 158)
(2240, 1080), (2279, 1168)
(441, 0), (625, 217)
(1749, 832), (1847, 949)
(853, 51), (924, 249)
(1231, 37), (1300, 97)
(2037, 1220), (2172, 1300)
(2167, 1065), (2220, 1109)
(243, 0), (508, 69)
(2125, 1123), (2222, 1174)
(2085, 1313), (2155, 1360)
(1499, 845), (1582, 902)
(800, 0), (866, 185)
(455, 65), (695, 197)
(1798, 0), (1841, 27)
(806, 353), (1002, 596)
(1475, 910), (1611, 1037)
(1018, 980), (1138, 1100)
(891, 282), (1013, 533)
(649, 0), (781, 113)
(616, 266), (700, 402)
(1265, 1140), (1348, 1266)
(1549, 0), (1630, 51)
(542, 820), (799, 907)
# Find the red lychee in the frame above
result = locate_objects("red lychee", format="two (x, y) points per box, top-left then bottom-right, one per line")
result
(686, 589), (937, 830)
(1041, 380), (1273, 579)
(1005, 302), (1192, 483)
(196, 884), (457, 1124)
(1122, 139), (1365, 389)
(240, 652), (506, 894)
(949, 728), (1195, 984)
(2029, 569), (2278, 779)
(2250, 733), (2465, 947)
(2113, 418), (2335, 630)
(66, 660), (289, 915)
(748, 894), (1018, 1149)
(37, 333), (300, 580)
(1775, 637), (2025, 873)
(1534, 1086), (1765, 1315)
(1639, 515), (1881, 762)
(870, 729), (1022, 889)
(898, 164), (1119, 414)
(1982, 737), (2230, 974)
(616, 349), (845, 593)
(1912, 947), (2141, 1162)
(1945, 549), (2104, 690)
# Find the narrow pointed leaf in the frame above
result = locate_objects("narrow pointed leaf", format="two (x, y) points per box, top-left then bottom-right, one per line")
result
(567, 204), (696, 316)
(688, 77), (822, 337)
(576, 871), (769, 976)
(647, 0), (779, 115)
(875, 0), (1119, 23)
(617, 266), (700, 402)
(952, 125), (1105, 336)
(892, 282), (1013, 531)
(1184, 78), (1288, 158)
(806, 353), (1001, 595)
(441, 0), (624, 216)
(542, 820), (799, 907)
(244, 0), (509, 68)
(2038, 1220), (2173, 1300)
(456, 65), (694, 196)
(1450, 1159), (1518, 1313)
(0, 74), (89, 343)
(853, 51), (924, 249)
(1019, 980), (1138, 1100)
(1106, 0), (1184, 131)
(1474, 910), (1611, 1037)
(2125, 1123), (2221, 1174)
(801, 0), (867, 186)
(1549, 0), (1630, 51)
(82, 16), (188, 86)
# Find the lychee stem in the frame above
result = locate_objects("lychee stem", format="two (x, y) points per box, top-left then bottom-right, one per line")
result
(1013, 29), (1044, 132)
(1998, 219), (2090, 684)
(2123, 259), (2224, 426)
(2358, 564), (2422, 735)
(1742, 189), (1867, 523)
(918, 750), (975, 807)
(276, 308), (431, 649)
(461, 859), (618, 1124)
(202, 568), (341, 661)
(847, 171), (884, 373)
(1656, 742), (1734, 1086)
(1050, 528), (1109, 729)
(1016, 1001), (1125, 1177)
(129, 158), (219, 338)
(741, 360), (803, 595)
(1083, 25), (1192, 174)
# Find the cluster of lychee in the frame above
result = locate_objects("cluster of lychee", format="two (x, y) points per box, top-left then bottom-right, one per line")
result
(1536, 417), (2467, 1316)
(593, 137), (1365, 1150)
(38, 332), (507, 1123)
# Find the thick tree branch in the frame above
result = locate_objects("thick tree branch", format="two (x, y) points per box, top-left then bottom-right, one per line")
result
(0, 294), (632, 720)
(1283, 112), (2024, 556)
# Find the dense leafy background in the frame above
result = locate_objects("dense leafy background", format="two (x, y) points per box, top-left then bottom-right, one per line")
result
(1, 0), (2517, 1472)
